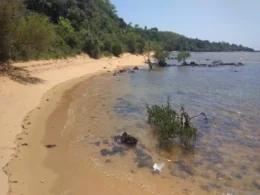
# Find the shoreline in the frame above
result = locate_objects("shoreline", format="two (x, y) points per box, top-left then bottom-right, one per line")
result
(0, 53), (146, 195)
(5, 67), (207, 195)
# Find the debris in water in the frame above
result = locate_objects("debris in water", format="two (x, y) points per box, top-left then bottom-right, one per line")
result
(45, 144), (57, 148)
(153, 163), (164, 173)
(115, 132), (138, 145)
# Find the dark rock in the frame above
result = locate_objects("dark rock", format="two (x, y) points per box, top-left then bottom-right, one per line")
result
(21, 143), (28, 146)
(121, 132), (138, 145)
(133, 66), (139, 70)
(119, 69), (126, 73)
(45, 144), (57, 148)
(238, 62), (244, 66)
(46, 99), (49, 101)
(115, 132), (138, 145)
(190, 61), (198, 66)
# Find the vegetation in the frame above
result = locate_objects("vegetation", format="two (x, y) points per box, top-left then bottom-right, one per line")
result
(153, 45), (169, 66)
(0, 0), (254, 64)
(177, 51), (191, 62)
(135, 28), (254, 52)
(147, 99), (207, 149)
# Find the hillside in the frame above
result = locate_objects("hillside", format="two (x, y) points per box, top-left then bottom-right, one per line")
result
(0, 0), (254, 63)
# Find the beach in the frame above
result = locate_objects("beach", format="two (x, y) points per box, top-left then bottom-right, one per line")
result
(1, 51), (259, 195)
(0, 53), (146, 195)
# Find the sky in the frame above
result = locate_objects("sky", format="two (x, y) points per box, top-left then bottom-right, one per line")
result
(110, 0), (260, 50)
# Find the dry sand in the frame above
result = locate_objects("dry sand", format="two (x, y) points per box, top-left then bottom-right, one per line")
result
(0, 53), (146, 195)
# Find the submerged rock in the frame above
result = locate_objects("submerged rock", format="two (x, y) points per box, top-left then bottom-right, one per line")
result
(100, 146), (125, 156)
(115, 132), (138, 145)
(135, 148), (153, 168)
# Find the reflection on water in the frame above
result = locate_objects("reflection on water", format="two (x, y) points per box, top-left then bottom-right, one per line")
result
(68, 53), (260, 195)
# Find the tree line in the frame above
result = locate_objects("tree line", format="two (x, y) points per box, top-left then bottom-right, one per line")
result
(0, 0), (254, 63)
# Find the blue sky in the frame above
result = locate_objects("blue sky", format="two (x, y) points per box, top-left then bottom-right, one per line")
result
(110, 0), (260, 50)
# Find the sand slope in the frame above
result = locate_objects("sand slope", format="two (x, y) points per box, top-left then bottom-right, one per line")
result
(0, 53), (146, 195)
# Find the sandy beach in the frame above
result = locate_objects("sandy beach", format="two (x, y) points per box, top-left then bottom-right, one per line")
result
(0, 53), (146, 195)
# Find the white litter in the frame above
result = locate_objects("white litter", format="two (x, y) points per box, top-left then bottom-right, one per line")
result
(153, 163), (164, 173)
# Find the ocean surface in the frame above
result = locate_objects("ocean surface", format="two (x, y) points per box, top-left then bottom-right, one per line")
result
(67, 52), (260, 195)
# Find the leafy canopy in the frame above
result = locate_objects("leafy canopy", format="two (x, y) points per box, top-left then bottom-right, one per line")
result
(177, 51), (191, 62)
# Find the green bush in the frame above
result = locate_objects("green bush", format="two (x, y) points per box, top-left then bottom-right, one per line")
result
(12, 13), (55, 60)
(83, 38), (101, 59)
(112, 42), (123, 57)
(147, 99), (203, 149)
(177, 51), (191, 62)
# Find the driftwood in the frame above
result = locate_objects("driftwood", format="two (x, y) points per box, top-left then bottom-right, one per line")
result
(179, 106), (208, 129)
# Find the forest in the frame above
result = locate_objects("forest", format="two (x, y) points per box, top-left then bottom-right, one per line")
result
(0, 0), (254, 63)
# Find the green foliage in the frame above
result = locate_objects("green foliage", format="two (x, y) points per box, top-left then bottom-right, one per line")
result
(0, 0), (254, 63)
(143, 41), (156, 61)
(83, 38), (101, 59)
(0, 0), (24, 61)
(177, 51), (191, 62)
(147, 99), (198, 149)
(112, 42), (123, 57)
(153, 45), (169, 66)
(12, 13), (55, 60)
(136, 28), (254, 52)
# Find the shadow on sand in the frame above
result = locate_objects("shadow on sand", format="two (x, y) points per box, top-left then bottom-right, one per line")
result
(0, 63), (45, 84)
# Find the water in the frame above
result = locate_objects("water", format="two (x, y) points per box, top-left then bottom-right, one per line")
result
(66, 52), (260, 195)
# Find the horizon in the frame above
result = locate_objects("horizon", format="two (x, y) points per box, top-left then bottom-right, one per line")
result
(111, 0), (260, 50)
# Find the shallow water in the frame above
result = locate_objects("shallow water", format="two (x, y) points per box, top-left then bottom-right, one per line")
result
(67, 52), (260, 195)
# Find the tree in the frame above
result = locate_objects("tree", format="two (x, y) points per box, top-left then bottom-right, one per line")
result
(177, 51), (191, 63)
(112, 42), (123, 57)
(143, 41), (155, 61)
(0, 0), (24, 62)
(153, 45), (169, 66)
(12, 13), (55, 60)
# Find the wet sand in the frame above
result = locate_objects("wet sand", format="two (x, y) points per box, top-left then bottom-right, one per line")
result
(0, 53), (146, 195)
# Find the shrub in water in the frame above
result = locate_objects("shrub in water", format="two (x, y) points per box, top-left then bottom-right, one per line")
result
(147, 99), (207, 149)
